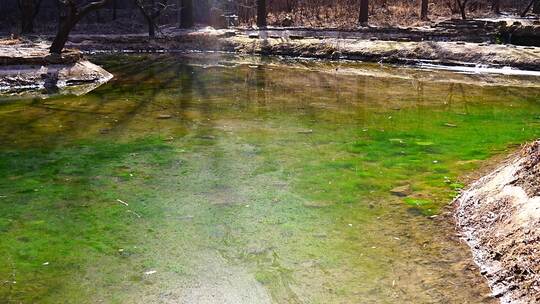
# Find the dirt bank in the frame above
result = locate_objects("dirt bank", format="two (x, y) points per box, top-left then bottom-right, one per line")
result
(64, 27), (540, 71)
(455, 141), (540, 304)
(0, 39), (112, 98)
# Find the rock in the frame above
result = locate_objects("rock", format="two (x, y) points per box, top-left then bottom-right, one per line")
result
(156, 114), (172, 119)
(303, 201), (333, 208)
(199, 135), (216, 140)
(390, 185), (411, 197)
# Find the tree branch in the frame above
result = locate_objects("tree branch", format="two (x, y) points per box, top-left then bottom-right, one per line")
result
(79, 0), (110, 18)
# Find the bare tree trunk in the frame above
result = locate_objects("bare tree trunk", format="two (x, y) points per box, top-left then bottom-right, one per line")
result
(134, 0), (169, 37)
(180, 0), (193, 28)
(147, 16), (155, 37)
(491, 0), (500, 14)
(112, 0), (117, 20)
(456, 0), (468, 19)
(521, 0), (536, 16)
(50, 0), (110, 54)
(257, 0), (267, 28)
(359, 0), (369, 25)
(420, 0), (429, 20)
(18, 0), (43, 34)
(50, 17), (75, 53)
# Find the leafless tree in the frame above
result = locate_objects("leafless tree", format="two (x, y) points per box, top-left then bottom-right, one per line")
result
(257, 0), (267, 27)
(491, 0), (500, 14)
(421, 0), (429, 20)
(521, 0), (539, 16)
(50, 0), (110, 54)
(134, 0), (170, 37)
(179, 0), (193, 28)
(359, 0), (369, 24)
(455, 0), (470, 19)
(17, 0), (44, 33)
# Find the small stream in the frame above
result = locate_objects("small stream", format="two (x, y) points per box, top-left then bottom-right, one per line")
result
(1, 54), (539, 303)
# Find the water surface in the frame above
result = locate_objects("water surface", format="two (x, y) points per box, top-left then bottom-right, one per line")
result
(1, 54), (539, 303)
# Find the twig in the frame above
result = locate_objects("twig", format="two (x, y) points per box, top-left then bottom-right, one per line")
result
(116, 199), (129, 206)
(127, 210), (142, 218)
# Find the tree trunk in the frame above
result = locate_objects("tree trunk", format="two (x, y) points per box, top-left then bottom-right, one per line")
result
(420, 0), (429, 20)
(19, 0), (38, 34)
(257, 0), (267, 28)
(492, 0), (500, 14)
(177, 0), (181, 27)
(112, 0), (117, 20)
(50, 10), (76, 54)
(521, 0), (536, 16)
(147, 16), (156, 37)
(456, 0), (467, 19)
(359, 0), (369, 25)
(180, 0), (193, 28)
(50, 0), (110, 54)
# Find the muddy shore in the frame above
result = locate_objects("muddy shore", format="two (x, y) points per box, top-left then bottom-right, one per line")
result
(455, 141), (540, 304)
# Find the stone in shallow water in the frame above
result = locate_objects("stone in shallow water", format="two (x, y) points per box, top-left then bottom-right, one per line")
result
(390, 184), (411, 197)
(157, 114), (173, 119)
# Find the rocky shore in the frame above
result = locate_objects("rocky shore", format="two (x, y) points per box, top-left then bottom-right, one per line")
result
(62, 26), (540, 71)
(0, 39), (112, 98)
(455, 141), (540, 304)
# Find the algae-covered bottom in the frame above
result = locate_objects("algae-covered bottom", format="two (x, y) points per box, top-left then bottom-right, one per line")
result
(1, 54), (539, 304)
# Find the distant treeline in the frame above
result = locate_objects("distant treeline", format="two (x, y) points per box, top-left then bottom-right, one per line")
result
(1, 0), (538, 35)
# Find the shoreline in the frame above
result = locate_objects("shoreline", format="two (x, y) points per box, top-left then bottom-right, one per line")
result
(0, 39), (113, 98)
(454, 141), (540, 303)
(62, 28), (540, 71)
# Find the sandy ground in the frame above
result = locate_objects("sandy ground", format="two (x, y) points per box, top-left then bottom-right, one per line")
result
(455, 141), (540, 304)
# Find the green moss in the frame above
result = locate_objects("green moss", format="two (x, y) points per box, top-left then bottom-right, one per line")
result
(0, 54), (539, 303)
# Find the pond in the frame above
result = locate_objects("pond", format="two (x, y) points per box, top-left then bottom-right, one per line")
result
(1, 54), (539, 303)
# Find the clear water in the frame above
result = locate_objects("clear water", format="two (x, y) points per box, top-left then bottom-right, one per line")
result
(1, 54), (539, 304)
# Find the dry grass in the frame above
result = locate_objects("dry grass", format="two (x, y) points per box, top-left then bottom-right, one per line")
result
(0, 37), (23, 46)
(236, 0), (528, 28)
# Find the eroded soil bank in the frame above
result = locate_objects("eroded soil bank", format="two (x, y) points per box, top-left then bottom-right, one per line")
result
(455, 141), (540, 304)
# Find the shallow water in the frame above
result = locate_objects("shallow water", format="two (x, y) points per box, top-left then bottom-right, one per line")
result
(1, 54), (539, 304)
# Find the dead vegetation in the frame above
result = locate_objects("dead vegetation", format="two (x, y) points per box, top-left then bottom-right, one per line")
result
(235, 0), (535, 27)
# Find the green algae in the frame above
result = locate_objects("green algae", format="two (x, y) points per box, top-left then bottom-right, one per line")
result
(0, 54), (539, 303)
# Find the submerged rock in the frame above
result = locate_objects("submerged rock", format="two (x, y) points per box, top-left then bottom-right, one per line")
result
(390, 184), (412, 197)
(157, 114), (173, 119)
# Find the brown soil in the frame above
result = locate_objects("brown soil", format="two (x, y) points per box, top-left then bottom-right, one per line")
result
(455, 141), (540, 304)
